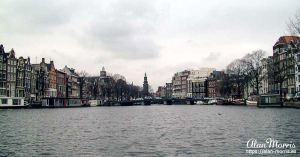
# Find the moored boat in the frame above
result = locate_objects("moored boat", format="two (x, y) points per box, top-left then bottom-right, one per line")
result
(246, 100), (257, 106)
(41, 97), (88, 108)
(246, 95), (259, 106)
(0, 97), (29, 109)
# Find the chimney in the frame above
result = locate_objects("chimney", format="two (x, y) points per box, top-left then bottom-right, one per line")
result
(50, 60), (54, 65)
(42, 58), (45, 63)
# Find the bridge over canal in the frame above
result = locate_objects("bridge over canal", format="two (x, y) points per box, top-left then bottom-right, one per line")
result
(103, 98), (210, 106)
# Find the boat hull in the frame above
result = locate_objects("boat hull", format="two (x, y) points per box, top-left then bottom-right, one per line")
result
(0, 105), (29, 109)
(246, 100), (257, 106)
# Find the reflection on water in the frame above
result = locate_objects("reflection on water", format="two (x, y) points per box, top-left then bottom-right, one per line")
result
(0, 105), (299, 156)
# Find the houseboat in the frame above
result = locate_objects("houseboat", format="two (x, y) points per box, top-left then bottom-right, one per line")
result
(41, 97), (89, 108)
(258, 94), (282, 107)
(0, 97), (29, 109)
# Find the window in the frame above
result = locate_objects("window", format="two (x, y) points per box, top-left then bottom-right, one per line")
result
(13, 99), (20, 105)
(1, 99), (7, 104)
(297, 54), (300, 62)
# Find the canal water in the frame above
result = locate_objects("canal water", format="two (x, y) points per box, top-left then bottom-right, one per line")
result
(0, 105), (299, 156)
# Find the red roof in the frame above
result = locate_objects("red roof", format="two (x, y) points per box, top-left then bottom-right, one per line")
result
(274, 36), (300, 47)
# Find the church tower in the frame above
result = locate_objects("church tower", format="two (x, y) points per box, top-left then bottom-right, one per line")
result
(143, 73), (149, 97)
(100, 67), (107, 78)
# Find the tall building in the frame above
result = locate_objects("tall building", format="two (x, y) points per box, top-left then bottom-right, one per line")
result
(0, 45), (7, 97)
(31, 58), (57, 99)
(56, 70), (67, 98)
(24, 57), (32, 101)
(293, 40), (300, 93)
(156, 86), (165, 97)
(47, 61), (57, 97)
(273, 36), (300, 96)
(207, 77), (217, 98)
(187, 68), (215, 98)
(6, 49), (17, 97)
(16, 57), (25, 97)
(143, 73), (149, 97)
(62, 65), (80, 98)
(32, 58), (49, 99)
(187, 77), (206, 98)
(172, 70), (190, 98)
(260, 57), (273, 95)
(165, 83), (173, 98)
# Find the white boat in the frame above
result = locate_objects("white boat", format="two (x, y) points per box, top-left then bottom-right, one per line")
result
(208, 99), (218, 105)
(0, 97), (29, 109)
(246, 96), (259, 106)
(246, 100), (257, 106)
(196, 100), (205, 105)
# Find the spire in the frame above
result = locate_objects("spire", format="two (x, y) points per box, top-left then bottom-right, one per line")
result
(100, 66), (107, 77)
(9, 48), (15, 58)
(0, 44), (4, 54)
(145, 72), (147, 77)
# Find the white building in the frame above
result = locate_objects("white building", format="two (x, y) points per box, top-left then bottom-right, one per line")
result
(260, 57), (272, 95)
(172, 70), (190, 98)
(187, 68), (215, 98)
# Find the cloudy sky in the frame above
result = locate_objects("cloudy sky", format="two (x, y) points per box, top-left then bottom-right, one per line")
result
(0, 0), (299, 90)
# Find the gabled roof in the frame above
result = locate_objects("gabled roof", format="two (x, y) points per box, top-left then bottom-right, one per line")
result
(7, 49), (16, 59)
(62, 65), (79, 77)
(274, 36), (300, 47)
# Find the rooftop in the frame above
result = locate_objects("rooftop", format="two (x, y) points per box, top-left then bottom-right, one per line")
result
(274, 35), (300, 47)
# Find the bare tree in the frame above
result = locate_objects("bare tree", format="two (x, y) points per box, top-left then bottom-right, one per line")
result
(244, 50), (266, 95)
(218, 74), (232, 97)
(78, 70), (89, 77)
(287, 10), (300, 35)
(226, 59), (248, 96)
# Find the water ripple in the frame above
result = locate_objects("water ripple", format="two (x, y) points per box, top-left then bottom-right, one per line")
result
(0, 106), (299, 156)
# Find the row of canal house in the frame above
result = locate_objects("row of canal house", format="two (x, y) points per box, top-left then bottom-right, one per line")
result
(244, 36), (300, 98)
(0, 44), (80, 102)
(0, 45), (31, 99)
(31, 59), (80, 101)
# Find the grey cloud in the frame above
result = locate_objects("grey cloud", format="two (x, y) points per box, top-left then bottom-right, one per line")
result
(0, 0), (80, 34)
(84, 0), (161, 59)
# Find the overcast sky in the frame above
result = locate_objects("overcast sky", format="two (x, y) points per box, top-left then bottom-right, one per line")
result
(1, 0), (299, 90)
